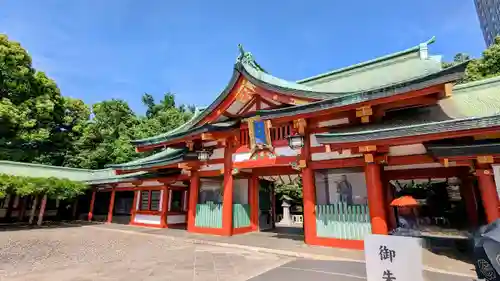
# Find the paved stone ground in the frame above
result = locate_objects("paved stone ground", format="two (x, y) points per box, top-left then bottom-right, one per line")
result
(249, 259), (478, 281)
(0, 226), (291, 281)
(93, 223), (476, 276)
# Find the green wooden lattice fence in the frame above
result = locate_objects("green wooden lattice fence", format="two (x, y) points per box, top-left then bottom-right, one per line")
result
(315, 203), (372, 240)
(232, 204), (250, 228)
(195, 203), (223, 228)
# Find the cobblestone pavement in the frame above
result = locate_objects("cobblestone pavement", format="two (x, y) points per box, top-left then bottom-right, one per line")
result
(0, 226), (291, 281)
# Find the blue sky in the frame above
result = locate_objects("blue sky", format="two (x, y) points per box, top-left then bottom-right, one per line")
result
(0, 0), (485, 114)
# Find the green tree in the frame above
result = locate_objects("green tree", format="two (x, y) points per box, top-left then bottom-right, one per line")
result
(68, 99), (140, 169)
(0, 34), (89, 166)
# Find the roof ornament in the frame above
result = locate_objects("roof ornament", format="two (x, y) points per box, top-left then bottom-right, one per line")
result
(419, 36), (436, 60)
(237, 44), (267, 73)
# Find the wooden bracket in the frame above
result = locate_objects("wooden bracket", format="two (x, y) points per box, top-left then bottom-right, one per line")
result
(358, 145), (377, 153)
(186, 140), (194, 151)
(298, 159), (307, 169)
(201, 133), (216, 141)
(444, 83), (453, 98)
(356, 106), (373, 124)
(364, 153), (375, 163)
(131, 180), (143, 186)
(293, 118), (307, 135)
(477, 155), (494, 164)
(178, 163), (192, 170)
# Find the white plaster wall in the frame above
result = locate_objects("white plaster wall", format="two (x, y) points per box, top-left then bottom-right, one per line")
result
(384, 163), (448, 170)
(141, 180), (163, 186)
(314, 169), (368, 205)
(274, 146), (299, 157)
(233, 152), (251, 162)
(311, 150), (362, 161)
(209, 148), (224, 160)
(200, 163), (224, 171)
(310, 135), (321, 147)
(134, 214), (161, 225)
(388, 144), (427, 156)
(233, 179), (248, 204)
(492, 165), (500, 201)
(232, 146), (299, 162)
(203, 141), (218, 147)
(317, 118), (350, 128)
(167, 214), (186, 224)
(117, 182), (135, 188)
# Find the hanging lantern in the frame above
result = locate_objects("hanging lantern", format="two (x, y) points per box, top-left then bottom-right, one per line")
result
(196, 149), (212, 162)
(287, 134), (305, 150)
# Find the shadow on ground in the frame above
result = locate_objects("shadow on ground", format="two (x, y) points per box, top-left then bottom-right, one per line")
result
(423, 236), (474, 264)
(0, 220), (103, 232)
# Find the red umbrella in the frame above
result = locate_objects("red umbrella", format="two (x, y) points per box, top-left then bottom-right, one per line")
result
(390, 196), (419, 207)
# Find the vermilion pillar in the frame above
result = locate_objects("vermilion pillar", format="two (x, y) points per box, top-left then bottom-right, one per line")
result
(88, 190), (96, 221)
(187, 170), (199, 232)
(107, 189), (116, 223)
(130, 190), (138, 224)
(476, 167), (499, 223)
(160, 186), (169, 228)
(459, 176), (479, 227)
(301, 132), (317, 244)
(365, 162), (388, 235)
(37, 195), (48, 226)
(222, 140), (234, 236)
(249, 174), (259, 231)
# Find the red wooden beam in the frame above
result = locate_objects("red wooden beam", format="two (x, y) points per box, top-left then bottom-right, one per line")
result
(267, 84), (444, 124)
(233, 156), (298, 169)
(384, 166), (470, 180)
(329, 126), (500, 150)
(236, 96), (258, 115)
(252, 166), (299, 176)
(309, 157), (365, 169)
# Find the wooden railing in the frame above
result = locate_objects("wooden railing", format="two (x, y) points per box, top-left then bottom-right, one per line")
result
(239, 124), (292, 146)
(195, 203), (223, 228)
(232, 204), (250, 228)
(315, 203), (372, 240)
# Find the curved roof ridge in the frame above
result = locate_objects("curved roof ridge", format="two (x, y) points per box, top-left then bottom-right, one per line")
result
(454, 75), (500, 91)
(105, 147), (187, 169)
(131, 106), (207, 145)
(296, 36), (437, 84)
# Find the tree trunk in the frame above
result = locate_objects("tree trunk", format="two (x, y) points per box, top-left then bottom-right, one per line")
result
(37, 195), (47, 226)
(72, 200), (79, 220)
(19, 197), (28, 222)
(29, 196), (39, 225)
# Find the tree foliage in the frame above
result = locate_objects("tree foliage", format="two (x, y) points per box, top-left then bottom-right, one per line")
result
(0, 173), (87, 199)
(0, 34), (194, 171)
(444, 36), (500, 83)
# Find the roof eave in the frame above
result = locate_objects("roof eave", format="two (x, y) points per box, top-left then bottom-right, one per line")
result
(315, 114), (500, 145)
(254, 61), (469, 121)
(296, 36), (436, 84)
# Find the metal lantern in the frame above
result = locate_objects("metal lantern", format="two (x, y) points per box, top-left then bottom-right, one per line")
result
(287, 134), (305, 150)
(196, 149), (212, 162)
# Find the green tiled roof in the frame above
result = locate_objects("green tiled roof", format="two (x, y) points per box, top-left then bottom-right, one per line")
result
(0, 160), (145, 185)
(426, 143), (500, 158)
(131, 38), (452, 148)
(131, 120), (240, 147)
(297, 38), (442, 93)
(297, 37), (437, 84)
(315, 114), (500, 144)
(255, 61), (468, 120)
(105, 147), (195, 171)
(131, 107), (206, 146)
(315, 75), (500, 144)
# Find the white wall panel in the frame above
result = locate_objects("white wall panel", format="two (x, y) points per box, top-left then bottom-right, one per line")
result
(134, 214), (161, 225)
(167, 214), (186, 224)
